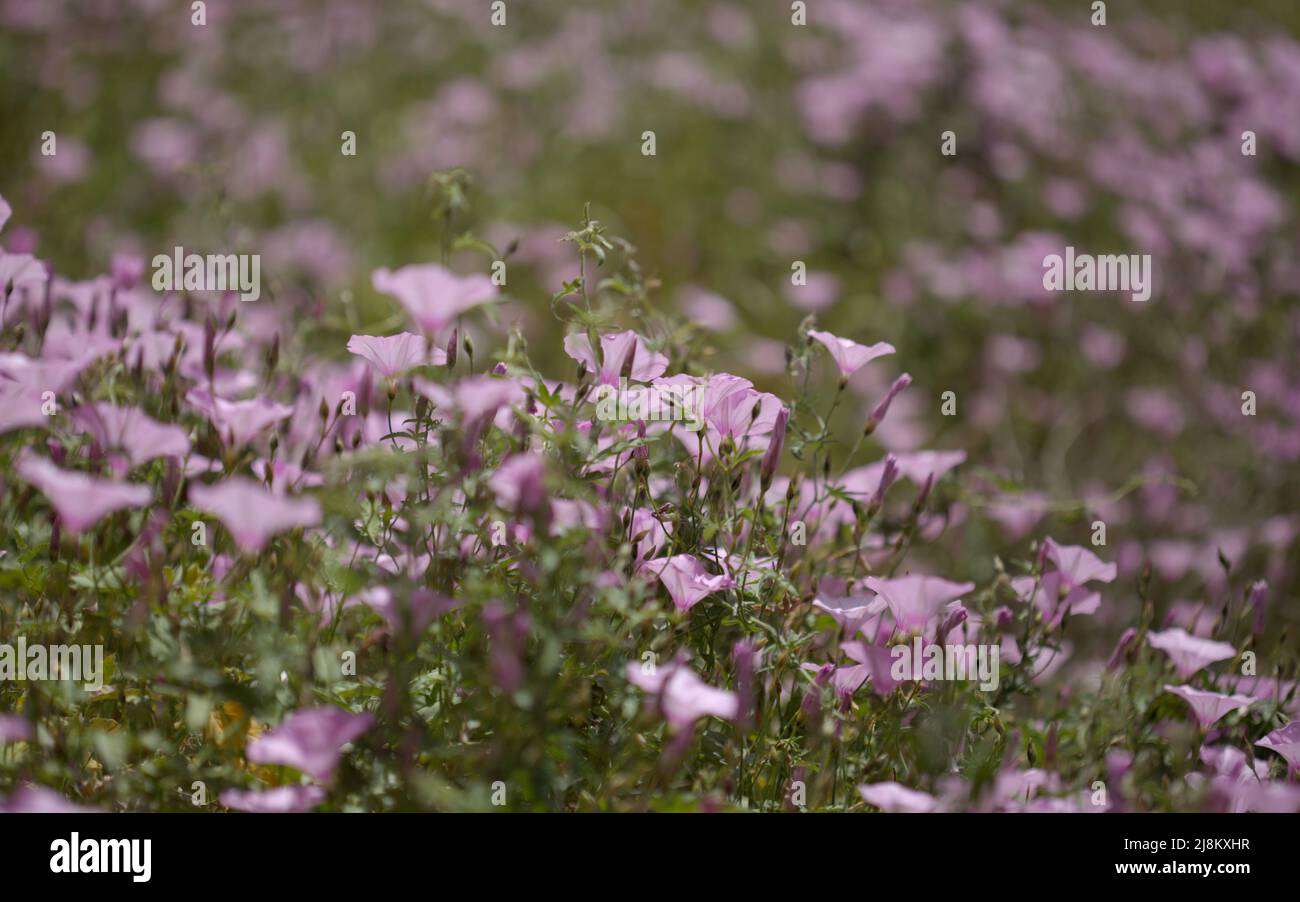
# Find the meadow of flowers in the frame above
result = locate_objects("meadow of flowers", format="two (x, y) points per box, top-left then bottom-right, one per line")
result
(0, 0), (1298, 815)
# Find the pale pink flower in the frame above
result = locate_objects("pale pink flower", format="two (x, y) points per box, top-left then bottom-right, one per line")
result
(347, 332), (440, 378)
(858, 781), (940, 812)
(864, 574), (976, 632)
(0, 784), (99, 813)
(70, 403), (190, 471)
(0, 714), (32, 744)
(1164, 684), (1255, 728)
(639, 553), (736, 611)
(188, 477), (321, 552)
(1256, 722), (1300, 775)
(350, 587), (460, 637)
(16, 454), (151, 534)
(808, 329), (895, 378)
(812, 593), (886, 637)
(626, 660), (739, 728)
(488, 453), (547, 511)
(185, 389), (294, 447)
(371, 263), (497, 336)
(219, 785), (328, 813)
(1043, 537), (1117, 588)
(563, 330), (668, 385)
(245, 707), (375, 782)
(1146, 628), (1237, 679)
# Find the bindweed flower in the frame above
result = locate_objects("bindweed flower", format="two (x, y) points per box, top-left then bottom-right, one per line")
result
(639, 553), (736, 611)
(626, 659), (739, 730)
(371, 263), (497, 337)
(1163, 685), (1256, 728)
(347, 332), (440, 378)
(864, 574), (976, 633)
(864, 373), (911, 434)
(188, 477), (321, 553)
(1255, 722), (1300, 775)
(219, 785), (328, 813)
(760, 405), (788, 491)
(563, 330), (668, 386)
(16, 454), (152, 534)
(70, 403), (191, 473)
(807, 329), (895, 379)
(1146, 628), (1237, 679)
(245, 707), (375, 782)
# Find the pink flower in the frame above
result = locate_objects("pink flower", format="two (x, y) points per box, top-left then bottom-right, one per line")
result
(188, 477), (321, 553)
(1146, 628), (1237, 679)
(1011, 571), (1100, 627)
(1256, 722), (1300, 775)
(864, 574), (976, 632)
(219, 785), (328, 813)
(185, 390), (294, 448)
(626, 660), (739, 728)
(0, 784), (99, 813)
(350, 587), (460, 637)
(858, 781), (940, 812)
(0, 714), (33, 744)
(760, 405), (789, 490)
(891, 449), (967, 485)
(488, 453), (547, 511)
(1163, 685), (1255, 728)
(563, 330), (668, 385)
(812, 593), (886, 637)
(1042, 537), (1117, 588)
(16, 454), (151, 534)
(639, 554), (736, 611)
(808, 329), (895, 378)
(70, 403), (190, 471)
(245, 707), (375, 782)
(347, 332), (440, 378)
(371, 263), (497, 336)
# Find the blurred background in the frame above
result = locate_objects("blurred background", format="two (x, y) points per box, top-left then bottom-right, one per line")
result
(2, 0), (1298, 637)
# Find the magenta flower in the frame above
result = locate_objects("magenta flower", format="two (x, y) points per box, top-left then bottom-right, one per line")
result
(858, 781), (940, 813)
(563, 330), (668, 385)
(16, 454), (151, 534)
(1164, 685), (1255, 728)
(219, 785), (328, 813)
(864, 574), (976, 632)
(808, 329), (895, 379)
(347, 332), (439, 378)
(371, 263), (497, 336)
(1255, 722), (1300, 775)
(1146, 628), (1237, 679)
(188, 477), (321, 553)
(639, 554), (736, 611)
(245, 707), (375, 782)
(626, 660), (739, 729)
(70, 403), (191, 471)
